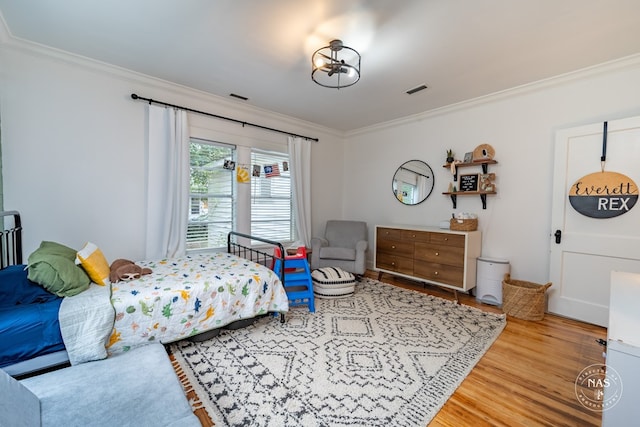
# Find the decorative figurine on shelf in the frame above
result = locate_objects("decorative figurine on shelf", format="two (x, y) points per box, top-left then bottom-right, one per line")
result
(472, 143), (495, 161)
(446, 149), (455, 164)
(479, 173), (496, 191)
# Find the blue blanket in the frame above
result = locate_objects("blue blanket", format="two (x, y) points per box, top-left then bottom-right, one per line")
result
(0, 299), (64, 368)
(0, 265), (64, 368)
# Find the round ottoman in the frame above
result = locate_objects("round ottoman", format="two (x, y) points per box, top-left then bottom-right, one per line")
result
(312, 267), (356, 299)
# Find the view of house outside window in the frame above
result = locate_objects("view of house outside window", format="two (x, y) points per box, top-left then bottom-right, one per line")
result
(187, 139), (295, 251)
(187, 139), (235, 251)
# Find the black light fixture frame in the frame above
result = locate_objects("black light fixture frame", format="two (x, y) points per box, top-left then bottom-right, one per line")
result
(311, 39), (361, 89)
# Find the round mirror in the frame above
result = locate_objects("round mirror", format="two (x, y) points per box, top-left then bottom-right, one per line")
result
(392, 160), (435, 205)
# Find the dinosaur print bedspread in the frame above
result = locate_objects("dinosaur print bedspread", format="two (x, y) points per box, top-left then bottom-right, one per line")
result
(107, 252), (288, 354)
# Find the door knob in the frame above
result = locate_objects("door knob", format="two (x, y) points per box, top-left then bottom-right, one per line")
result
(554, 230), (562, 244)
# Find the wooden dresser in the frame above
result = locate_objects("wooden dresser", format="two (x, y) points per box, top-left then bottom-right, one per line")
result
(374, 225), (481, 293)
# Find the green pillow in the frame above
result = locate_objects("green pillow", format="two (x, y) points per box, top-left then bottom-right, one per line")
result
(33, 241), (78, 260)
(27, 241), (91, 297)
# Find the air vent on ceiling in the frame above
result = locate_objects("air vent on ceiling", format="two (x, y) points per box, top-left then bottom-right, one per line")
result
(406, 84), (428, 95)
(229, 93), (249, 101)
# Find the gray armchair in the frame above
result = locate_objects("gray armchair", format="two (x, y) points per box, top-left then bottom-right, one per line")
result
(310, 220), (368, 275)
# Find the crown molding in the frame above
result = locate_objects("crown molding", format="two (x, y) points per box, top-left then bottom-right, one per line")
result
(0, 17), (342, 143)
(347, 53), (640, 138)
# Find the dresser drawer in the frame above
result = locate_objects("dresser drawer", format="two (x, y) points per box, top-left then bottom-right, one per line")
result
(377, 227), (404, 241)
(413, 262), (464, 288)
(400, 229), (431, 243)
(429, 232), (465, 248)
(414, 242), (464, 267)
(376, 239), (413, 257)
(376, 253), (414, 275)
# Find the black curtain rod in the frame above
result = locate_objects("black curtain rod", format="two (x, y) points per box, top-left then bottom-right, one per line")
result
(130, 93), (319, 142)
(400, 166), (431, 179)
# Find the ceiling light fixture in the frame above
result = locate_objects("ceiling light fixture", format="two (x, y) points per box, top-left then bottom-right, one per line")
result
(311, 39), (361, 89)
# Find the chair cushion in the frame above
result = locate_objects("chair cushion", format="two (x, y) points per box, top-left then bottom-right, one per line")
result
(319, 247), (356, 261)
(312, 267), (355, 299)
(324, 220), (367, 249)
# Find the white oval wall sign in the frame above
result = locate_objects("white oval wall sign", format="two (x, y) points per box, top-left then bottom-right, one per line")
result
(569, 171), (638, 218)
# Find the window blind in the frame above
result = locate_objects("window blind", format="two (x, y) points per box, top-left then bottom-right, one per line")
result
(250, 149), (295, 243)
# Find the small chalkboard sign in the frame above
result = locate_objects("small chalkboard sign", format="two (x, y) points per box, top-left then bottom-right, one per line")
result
(459, 174), (479, 192)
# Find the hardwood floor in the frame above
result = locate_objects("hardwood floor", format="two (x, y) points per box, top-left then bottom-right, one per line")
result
(366, 271), (607, 427)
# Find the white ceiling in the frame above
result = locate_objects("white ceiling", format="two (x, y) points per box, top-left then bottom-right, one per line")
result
(2, 0), (640, 132)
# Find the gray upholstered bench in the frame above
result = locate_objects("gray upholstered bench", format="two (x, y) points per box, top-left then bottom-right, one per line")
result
(0, 343), (200, 427)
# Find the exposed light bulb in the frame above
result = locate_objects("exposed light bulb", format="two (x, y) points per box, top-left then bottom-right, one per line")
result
(311, 39), (360, 89)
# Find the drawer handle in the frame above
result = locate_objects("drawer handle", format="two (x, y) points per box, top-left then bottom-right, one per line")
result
(444, 238), (448, 241)
(435, 252), (439, 256)
(391, 262), (396, 266)
(412, 234), (416, 238)
(391, 245), (396, 249)
(434, 271), (439, 275)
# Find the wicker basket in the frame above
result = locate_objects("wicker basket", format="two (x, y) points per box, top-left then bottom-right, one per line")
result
(502, 274), (552, 321)
(449, 218), (478, 231)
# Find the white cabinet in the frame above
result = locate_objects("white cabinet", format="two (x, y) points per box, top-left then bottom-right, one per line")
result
(602, 271), (640, 426)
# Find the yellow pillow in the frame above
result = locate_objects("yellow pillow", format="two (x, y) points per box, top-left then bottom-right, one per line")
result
(76, 242), (110, 286)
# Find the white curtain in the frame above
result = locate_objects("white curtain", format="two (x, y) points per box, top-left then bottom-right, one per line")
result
(416, 174), (427, 204)
(288, 136), (312, 248)
(145, 104), (190, 259)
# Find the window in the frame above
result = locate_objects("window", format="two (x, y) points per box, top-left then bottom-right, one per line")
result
(187, 139), (235, 251)
(187, 140), (295, 251)
(251, 149), (295, 242)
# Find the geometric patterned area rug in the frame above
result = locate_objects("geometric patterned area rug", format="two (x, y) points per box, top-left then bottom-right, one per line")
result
(170, 278), (506, 426)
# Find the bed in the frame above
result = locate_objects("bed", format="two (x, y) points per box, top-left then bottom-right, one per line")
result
(0, 211), (289, 377)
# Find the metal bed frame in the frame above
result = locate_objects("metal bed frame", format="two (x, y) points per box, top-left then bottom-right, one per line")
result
(228, 230), (287, 323)
(227, 231), (285, 281)
(0, 210), (22, 269)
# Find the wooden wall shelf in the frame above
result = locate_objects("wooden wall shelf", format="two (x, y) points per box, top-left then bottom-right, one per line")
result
(443, 160), (498, 181)
(442, 191), (497, 209)
(442, 160), (498, 209)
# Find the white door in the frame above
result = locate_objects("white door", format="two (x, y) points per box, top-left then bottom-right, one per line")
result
(550, 116), (640, 327)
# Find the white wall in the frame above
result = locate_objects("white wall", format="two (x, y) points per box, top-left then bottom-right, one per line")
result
(343, 57), (640, 284)
(3, 29), (640, 288)
(0, 37), (345, 261)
